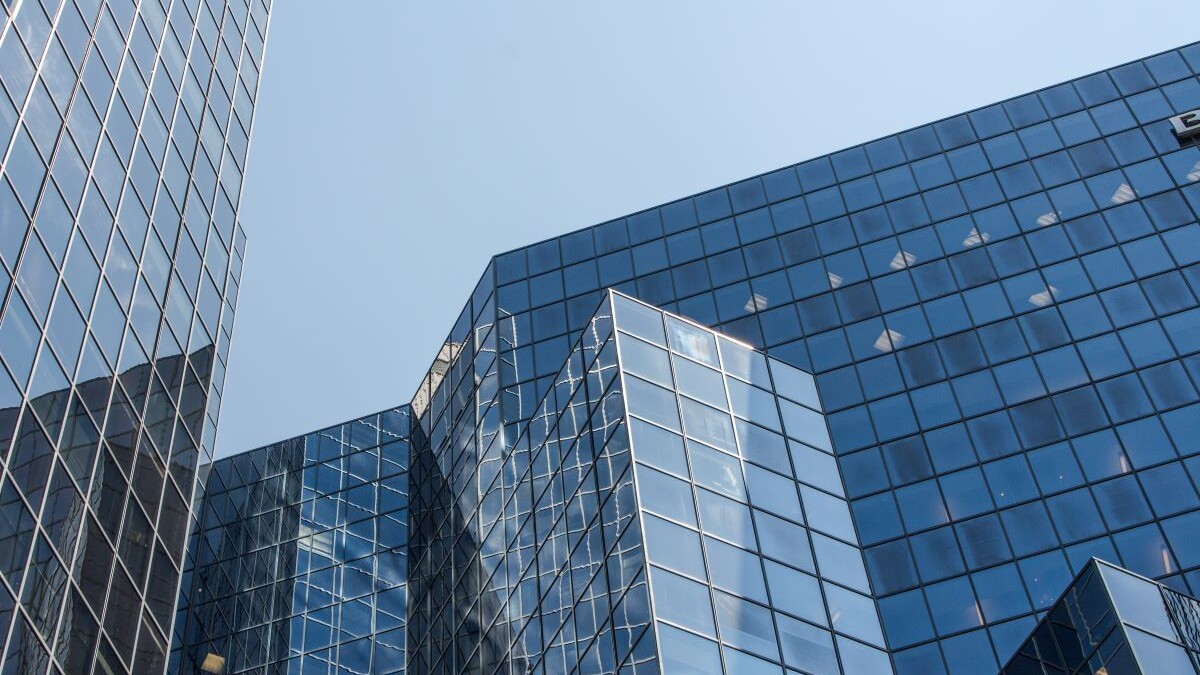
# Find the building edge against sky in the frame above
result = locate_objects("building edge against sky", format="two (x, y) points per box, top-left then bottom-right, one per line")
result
(135, 34), (1200, 675)
(395, 35), (1200, 674)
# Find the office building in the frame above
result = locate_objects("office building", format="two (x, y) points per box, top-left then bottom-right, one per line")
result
(180, 292), (885, 674)
(189, 38), (1200, 675)
(0, 0), (270, 671)
(406, 290), (888, 674)
(440, 39), (1200, 675)
(3, 23), (1192, 675)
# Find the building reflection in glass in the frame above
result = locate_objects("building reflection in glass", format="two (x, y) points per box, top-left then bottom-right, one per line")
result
(172, 407), (409, 674)
(0, 0), (269, 670)
(1000, 558), (1200, 674)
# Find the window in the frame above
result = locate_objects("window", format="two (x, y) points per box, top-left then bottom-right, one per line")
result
(691, 443), (745, 500)
(636, 466), (696, 525)
(643, 514), (705, 579)
(697, 489), (756, 549)
(651, 567), (715, 636)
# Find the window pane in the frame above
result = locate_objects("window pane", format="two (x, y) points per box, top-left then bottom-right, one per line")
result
(675, 356), (727, 408)
(697, 489), (756, 549)
(720, 336), (771, 384)
(824, 583), (885, 646)
(636, 466), (696, 525)
(690, 442), (745, 500)
(727, 378), (782, 432)
(746, 465), (803, 522)
(714, 591), (779, 660)
(643, 514), (705, 579)
(777, 613), (839, 675)
(658, 623), (722, 674)
(613, 294), (666, 345)
(668, 316), (719, 367)
(651, 566), (714, 636)
(812, 533), (870, 593)
(620, 335), (672, 387)
(630, 418), (688, 477)
(801, 486), (857, 542)
(780, 398), (833, 451)
(705, 537), (767, 603)
(681, 398), (737, 452)
(625, 376), (681, 431)
(765, 560), (826, 626)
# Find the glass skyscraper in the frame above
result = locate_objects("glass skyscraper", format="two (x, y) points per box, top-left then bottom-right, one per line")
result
(180, 39), (1200, 675)
(6, 7), (1200, 673)
(407, 290), (884, 675)
(0, 0), (269, 672)
(397, 38), (1200, 675)
(184, 291), (885, 674)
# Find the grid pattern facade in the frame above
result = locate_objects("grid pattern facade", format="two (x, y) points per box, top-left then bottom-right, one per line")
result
(163, 37), (1200, 675)
(613, 292), (889, 674)
(1001, 558), (1200, 674)
(404, 288), (888, 674)
(406, 291), (646, 674)
(475, 41), (1200, 674)
(173, 408), (409, 674)
(0, 0), (269, 671)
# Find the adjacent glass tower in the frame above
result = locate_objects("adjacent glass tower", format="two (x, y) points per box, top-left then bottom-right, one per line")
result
(0, 0), (269, 672)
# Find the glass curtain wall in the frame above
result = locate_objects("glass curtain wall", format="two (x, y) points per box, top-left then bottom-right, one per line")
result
(0, 0), (270, 672)
(479, 40), (1200, 674)
(171, 407), (409, 674)
(182, 36), (1200, 675)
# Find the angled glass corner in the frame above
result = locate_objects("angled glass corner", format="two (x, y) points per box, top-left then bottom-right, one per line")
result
(405, 289), (887, 675)
(609, 290), (891, 675)
(405, 288), (641, 675)
(999, 557), (1200, 675)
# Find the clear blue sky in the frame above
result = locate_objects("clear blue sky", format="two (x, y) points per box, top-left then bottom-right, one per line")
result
(216, 1), (1198, 457)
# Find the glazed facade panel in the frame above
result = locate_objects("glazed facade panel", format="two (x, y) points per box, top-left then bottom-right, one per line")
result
(406, 290), (646, 674)
(612, 292), (889, 675)
(405, 289), (885, 674)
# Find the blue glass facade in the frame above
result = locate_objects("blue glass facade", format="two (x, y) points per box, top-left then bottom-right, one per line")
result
(612, 292), (887, 674)
(405, 290), (644, 675)
(1000, 558), (1200, 674)
(0, 0), (269, 672)
(172, 407), (409, 674)
(466, 38), (1200, 675)
(166, 37), (1200, 675)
